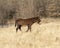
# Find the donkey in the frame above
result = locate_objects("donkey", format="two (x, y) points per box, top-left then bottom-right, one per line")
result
(15, 17), (41, 32)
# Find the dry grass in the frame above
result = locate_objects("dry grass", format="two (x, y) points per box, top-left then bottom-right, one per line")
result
(0, 18), (60, 48)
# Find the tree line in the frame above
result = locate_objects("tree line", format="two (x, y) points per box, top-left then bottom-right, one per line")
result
(0, 0), (60, 26)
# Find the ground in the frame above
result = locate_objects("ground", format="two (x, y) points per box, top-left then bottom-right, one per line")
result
(0, 17), (60, 48)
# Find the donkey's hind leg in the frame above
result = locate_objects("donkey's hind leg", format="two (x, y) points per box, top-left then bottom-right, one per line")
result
(16, 25), (22, 32)
(18, 25), (22, 31)
(26, 24), (32, 32)
(16, 26), (19, 32)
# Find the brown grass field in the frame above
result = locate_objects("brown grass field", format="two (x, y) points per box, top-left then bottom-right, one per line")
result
(0, 17), (60, 48)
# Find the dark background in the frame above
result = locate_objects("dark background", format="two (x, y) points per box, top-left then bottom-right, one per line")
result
(0, 0), (60, 26)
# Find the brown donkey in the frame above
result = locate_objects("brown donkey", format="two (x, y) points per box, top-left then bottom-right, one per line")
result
(15, 17), (41, 32)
